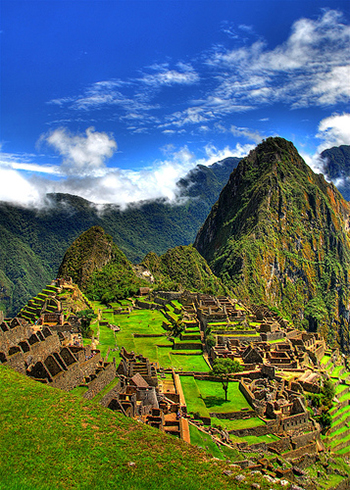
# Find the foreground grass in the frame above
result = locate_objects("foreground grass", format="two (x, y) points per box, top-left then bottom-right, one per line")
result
(0, 366), (276, 490)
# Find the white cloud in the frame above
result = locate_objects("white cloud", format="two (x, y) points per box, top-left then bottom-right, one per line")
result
(0, 167), (40, 205)
(316, 113), (350, 152)
(0, 128), (250, 207)
(230, 125), (262, 144)
(205, 10), (350, 109)
(140, 67), (199, 86)
(299, 113), (350, 179)
(202, 143), (254, 162)
(42, 127), (117, 176)
(45, 10), (349, 137)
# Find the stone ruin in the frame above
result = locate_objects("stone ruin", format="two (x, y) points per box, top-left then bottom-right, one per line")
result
(0, 315), (115, 396)
(100, 347), (190, 442)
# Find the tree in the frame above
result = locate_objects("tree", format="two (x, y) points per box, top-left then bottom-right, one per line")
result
(321, 378), (335, 409)
(76, 309), (97, 338)
(210, 358), (243, 401)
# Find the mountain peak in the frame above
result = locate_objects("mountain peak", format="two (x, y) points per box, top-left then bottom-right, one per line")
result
(194, 138), (350, 351)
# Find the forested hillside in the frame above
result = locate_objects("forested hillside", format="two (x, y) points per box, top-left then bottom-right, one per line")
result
(0, 158), (239, 316)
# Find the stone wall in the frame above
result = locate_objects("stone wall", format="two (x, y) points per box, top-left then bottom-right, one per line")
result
(173, 342), (202, 350)
(210, 409), (256, 420)
(260, 331), (285, 341)
(100, 381), (122, 407)
(266, 437), (291, 453)
(281, 412), (309, 431)
(50, 352), (102, 391)
(229, 423), (272, 437)
(315, 343), (325, 361)
(83, 362), (116, 400)
(135, 299), (162, 311)
(221, 334), (262, 343)
(283, 441), (317, 461)
(239, 380), (255, 407)
(290, 429), (320, 449)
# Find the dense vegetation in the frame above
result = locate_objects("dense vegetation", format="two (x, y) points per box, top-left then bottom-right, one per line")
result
(0, 158), (239, 316)
(142, 245), (227, 295)
(58, 228), (225, 303)
(58, 226), (148, 304)
(0, 225), (52, 314)
(195, 137), (350, 351)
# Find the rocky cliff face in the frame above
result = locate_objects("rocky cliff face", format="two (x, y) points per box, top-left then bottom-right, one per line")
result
(194, 137), (350, 351)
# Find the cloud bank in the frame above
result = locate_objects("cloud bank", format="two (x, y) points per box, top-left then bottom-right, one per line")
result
(0, 128), (251, 207)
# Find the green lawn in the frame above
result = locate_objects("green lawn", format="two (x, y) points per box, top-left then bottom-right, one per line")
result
(331, 405), (350, 420)
(188, 424), (243, 461)
(230, 434), (279, 444)
(331, 366), (343, 378)
(335, 384), (348, 395)
(92, 302), (209, 372)
(211, 417), (265, 431)
(180, 377), (252, 418)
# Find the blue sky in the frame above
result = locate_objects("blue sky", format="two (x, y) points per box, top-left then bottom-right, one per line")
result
(1, 0), (349, 205)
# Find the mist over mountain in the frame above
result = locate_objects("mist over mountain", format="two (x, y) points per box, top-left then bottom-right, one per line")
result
(194, 137), (350, 352)
(320, 145), (350, 201)
(0, 157), (239, 316)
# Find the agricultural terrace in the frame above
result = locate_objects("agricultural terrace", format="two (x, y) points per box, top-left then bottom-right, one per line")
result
(319, 353), (350, 457)
(91, 301), (209, 372)
(180, 377), (251, 419)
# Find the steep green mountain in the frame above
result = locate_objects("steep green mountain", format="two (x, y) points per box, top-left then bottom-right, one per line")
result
(141, 245), (226, 296)
(320, 145), (350, 201)
(0, 157), (239, 316)
(58, 226), (147, 303)
(0, 225), (52, 314)
(59, 227), (226, 302)
(194, 137), (350, 352)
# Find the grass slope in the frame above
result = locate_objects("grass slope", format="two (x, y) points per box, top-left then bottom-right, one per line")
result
(0, 366), (276, 490)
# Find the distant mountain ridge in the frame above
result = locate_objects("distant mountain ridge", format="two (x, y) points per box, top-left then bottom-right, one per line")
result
(194, 137), (350, 352)
(320, 145), (350, 201)
(0, 157), (239, 315)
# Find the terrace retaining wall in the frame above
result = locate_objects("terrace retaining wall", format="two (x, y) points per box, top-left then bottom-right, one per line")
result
(210, 409), (256, 420)
(83, 362), (117, 400)
(283, 441), (317, 461)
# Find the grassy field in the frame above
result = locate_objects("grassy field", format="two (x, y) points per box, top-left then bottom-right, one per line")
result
(331, 365), (343, 378)
(180, 377), (251, 418)
(230, 433), (279, 444)
(211, 417), (265, 431)
(0, 366), (274, 490)
(188, 424), (243, 461)
(320, 355), (331, 365)
(92, 301), (209, 372)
